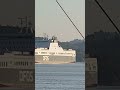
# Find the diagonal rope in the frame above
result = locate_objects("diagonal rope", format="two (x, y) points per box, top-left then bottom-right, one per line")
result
(56, 0), (85, 39)
(95, 0), (120, 34)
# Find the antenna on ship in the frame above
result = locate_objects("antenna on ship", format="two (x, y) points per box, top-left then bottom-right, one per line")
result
(28, 16), (34, 33)
(18, 17), (24, 28)
(18, 17), (25, 33)
(56, 0), (84, 39)
(18, 16), (33, 33)
(43, 33), (48, 40)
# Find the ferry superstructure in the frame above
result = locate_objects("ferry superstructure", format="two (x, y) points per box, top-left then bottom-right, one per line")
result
(35, 36), (76, 64)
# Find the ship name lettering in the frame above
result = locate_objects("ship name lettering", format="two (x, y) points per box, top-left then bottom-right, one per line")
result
(43, 56), (49, 61)
(19, 71), (33, 82)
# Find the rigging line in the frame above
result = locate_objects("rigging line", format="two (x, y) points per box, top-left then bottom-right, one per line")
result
(95, 0), (120, 34)
(56, 0), (85, 39)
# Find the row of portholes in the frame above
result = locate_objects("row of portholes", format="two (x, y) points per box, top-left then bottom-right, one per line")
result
(0, 61), (33, 67)
(0, 62), (7, 67)
(14, 61), (29, 66)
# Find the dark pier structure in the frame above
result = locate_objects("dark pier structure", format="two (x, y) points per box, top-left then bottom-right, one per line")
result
(86, 0), (120, 86)
(86, 31), (120, 86)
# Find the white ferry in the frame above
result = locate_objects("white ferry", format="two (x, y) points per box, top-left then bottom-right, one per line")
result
(35, 36), (76, 64)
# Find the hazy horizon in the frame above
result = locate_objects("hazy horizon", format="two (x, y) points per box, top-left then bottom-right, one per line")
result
(35, 0), (85, 42)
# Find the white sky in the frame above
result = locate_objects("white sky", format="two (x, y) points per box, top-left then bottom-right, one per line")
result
(35, 0), (85, 41)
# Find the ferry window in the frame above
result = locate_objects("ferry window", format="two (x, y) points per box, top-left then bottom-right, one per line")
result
(49, 52), (55, 54)
(1, 62), (3, 67)
(41, 52), (47, 54)
(5, 62), (7, 67)
(59, 53), (64, 54)
(20, 62), (22, 65)
(4, 62), (6, 67)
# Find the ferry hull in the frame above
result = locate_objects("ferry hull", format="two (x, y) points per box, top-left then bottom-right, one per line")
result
(35, 55), (76, 64)
(0, 68), (34, 88)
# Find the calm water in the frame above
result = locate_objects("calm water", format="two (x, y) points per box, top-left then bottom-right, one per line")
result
(35, 62), (85, 90)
